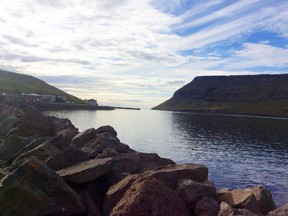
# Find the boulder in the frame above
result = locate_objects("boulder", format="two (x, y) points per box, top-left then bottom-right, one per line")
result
(103, 174), (139, 216)
(267, 204), (288, 216)
(137, 152), (175, 172)
(0, 135), (27, 161)
(0, 116), (18, 136)
(81, 133), (134, 158)
(95, 125), (117, 137)
(144, 163), (208, 189)
(109, 176), (190, 216)
(0, 157), (85, 216)
(194, 196), (220, 216)
(52, 128), (79, 150)
(17, 107), (55, 137)
(217, 202), (259, 216)
(177, 179), (217, 211)
(0, 169), (10, 180)
(218, 188), (261, 214)
(103, 163), (208, 216)
(50, 116), (75, 132)
(249, 186), (276, 215)
(57, 157), (114, 184)
(11, 142), (61, 167)
(71, 128), (96, 148)
(46, 148), (90, 171)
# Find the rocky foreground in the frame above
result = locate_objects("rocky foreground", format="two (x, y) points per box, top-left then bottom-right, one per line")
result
(0, 104), (287, 216)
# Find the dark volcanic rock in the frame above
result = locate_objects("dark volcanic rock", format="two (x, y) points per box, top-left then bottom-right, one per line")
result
(194, 196), (220, 216)
(57, 157), (114, 184)
(267, 204), (288, 216)
(0, 135), (27, 161)
(109, 176), (190, 216)
(46, 148), (90, 171)
(95, 125), (117, 137)
(52, 128), (79, 150)
(0, 157), (85, 216)
(0, 116), (18, 136)
(17, 107), (55, 137)
(71, 127), (96, 148)
(176, 179), (217, 212)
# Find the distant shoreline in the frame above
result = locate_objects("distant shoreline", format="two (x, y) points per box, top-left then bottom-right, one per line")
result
(5, 102), (140, 111)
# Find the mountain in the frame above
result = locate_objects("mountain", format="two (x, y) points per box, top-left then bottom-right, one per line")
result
(0, 69), (83, 104)
(153, 74), (288, 117)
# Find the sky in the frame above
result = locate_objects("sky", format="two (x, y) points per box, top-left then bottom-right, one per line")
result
(0, 0), (288, 109)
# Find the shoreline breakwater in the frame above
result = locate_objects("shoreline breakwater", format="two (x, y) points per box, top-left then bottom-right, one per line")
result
(0, 103), (287, 216)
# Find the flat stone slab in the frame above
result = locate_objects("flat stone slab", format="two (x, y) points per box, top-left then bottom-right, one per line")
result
(57, 157), (113, 183)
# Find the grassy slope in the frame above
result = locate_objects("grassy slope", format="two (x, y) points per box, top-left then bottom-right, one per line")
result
(153, 74), (288, 117)
(0, 70), (83, 104)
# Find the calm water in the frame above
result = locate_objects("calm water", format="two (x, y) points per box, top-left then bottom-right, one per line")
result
(46, 109), (288, 207)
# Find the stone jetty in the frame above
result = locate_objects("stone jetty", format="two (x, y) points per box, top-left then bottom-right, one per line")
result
(0, 103), (287, 216)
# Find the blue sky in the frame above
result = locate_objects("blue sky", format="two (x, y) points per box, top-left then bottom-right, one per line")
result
(0, 0), (288, 108)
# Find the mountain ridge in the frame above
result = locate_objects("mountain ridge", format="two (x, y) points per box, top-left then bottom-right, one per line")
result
(153, 74), (288, 117)
(0, 69), (83, 104)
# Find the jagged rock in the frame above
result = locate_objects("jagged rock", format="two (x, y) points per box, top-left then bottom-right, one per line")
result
(17, 107), (55, 137)
(57, 157), (114, 184)
(144, 163), (208, 189)
(0, 135), (27, 161)
(103, 163), (208, 216)
(194, 196), (220, 216)
(103, 174), (139, 216)
(52, 128), (79, 150)
(249, 186), (276, 215)
(218, 202), (237, 216)
(71, 128), (96, 148)
(109, 176), (190, 216)
(95, 125), (117, 137)
(81, 133), (134, 158)
(267, 204), (288, 216)
(177, 179), (217, 211)
(0, 157), (85, 216)
(0, 116), (18, 136)
(7, 137), (48, 165)
(50, 116), (75, 132)
(137, 152), (175, 172)
(11, 142), (61, 167)
(218, 188), (261, 215)
(46, 148), (90, 171)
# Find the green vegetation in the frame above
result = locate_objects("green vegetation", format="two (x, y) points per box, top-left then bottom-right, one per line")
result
(153, 74), (288, 117)
(0, 70), (83, 104)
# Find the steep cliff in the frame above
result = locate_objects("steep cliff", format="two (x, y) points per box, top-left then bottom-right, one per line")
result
(153, 74), (288, 117)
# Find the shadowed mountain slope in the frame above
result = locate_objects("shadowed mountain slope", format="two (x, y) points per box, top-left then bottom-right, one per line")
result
(153, 74), (288, 117)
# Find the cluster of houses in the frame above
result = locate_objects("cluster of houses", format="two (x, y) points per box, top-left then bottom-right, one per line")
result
(1, 92), (99, 106)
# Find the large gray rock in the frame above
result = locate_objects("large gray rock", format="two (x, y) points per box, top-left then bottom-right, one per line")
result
(194, 196), (220, 216)
(0, 116), (18, 136)
(248, 186), (276, 215)
(109, 175), (190, 216)
(95, 125), (117, 137)
(267, 204), (288, 216)
(46, 148), (90, 171)
(177, 179), (217, 211)
(0, 135), (27, 161)
(11, 142), (61, 167)
(71, 128), (96, 148)
(52, 127), (79, 150)
(57, 157), (114, 184)
(17, 107), (55, 137)
(0, 157), (85, 216)
(218, 188), (261, 215)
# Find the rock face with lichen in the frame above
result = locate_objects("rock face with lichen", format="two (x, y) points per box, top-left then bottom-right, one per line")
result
(0, 104), (285, 216)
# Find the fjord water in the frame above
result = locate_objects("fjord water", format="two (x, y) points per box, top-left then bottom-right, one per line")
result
(46, 109), (288, 207)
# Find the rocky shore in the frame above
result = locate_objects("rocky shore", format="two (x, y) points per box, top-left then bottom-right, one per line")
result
(0, 104), (287, 216)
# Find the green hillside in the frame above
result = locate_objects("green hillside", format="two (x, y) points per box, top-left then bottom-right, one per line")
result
(0, 69), (83, 104)
(153, 74), (288, 117)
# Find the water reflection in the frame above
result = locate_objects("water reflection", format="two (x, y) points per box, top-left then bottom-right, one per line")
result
(46, 110), (288, 206)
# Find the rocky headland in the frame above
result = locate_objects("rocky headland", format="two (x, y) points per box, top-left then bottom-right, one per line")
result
(153, 74), (288, 118)
(0, 103), (287, 216)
